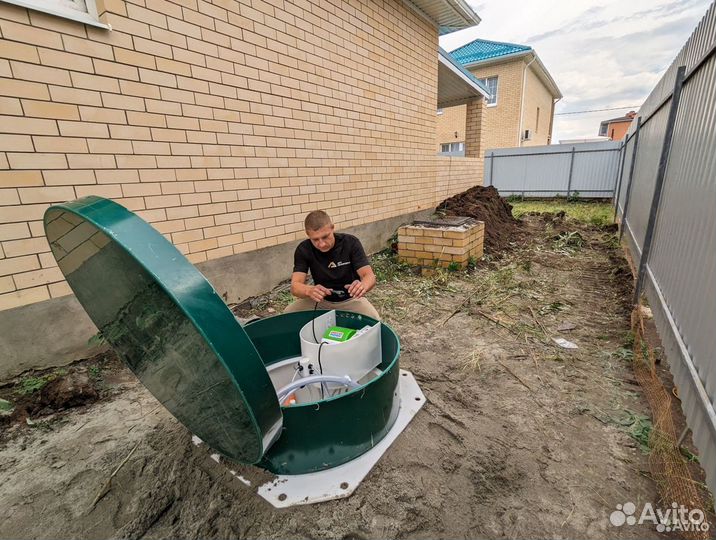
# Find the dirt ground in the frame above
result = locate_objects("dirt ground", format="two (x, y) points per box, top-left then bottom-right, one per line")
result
(0, 208), (706, 539)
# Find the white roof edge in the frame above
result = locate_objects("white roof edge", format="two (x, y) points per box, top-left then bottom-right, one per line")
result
(447, 0), (481, 26)
(462, 50), (562, 99)
(530, 53), (562, 99)
(404, 0), (480, 30)
(438, 49), (490, 99)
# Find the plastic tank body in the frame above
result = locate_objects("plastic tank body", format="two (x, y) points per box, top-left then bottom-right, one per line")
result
(244, 310), (401, 475)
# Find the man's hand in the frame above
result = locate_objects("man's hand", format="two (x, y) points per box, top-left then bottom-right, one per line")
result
(308, 284), (331, 303)
(345, 280), (366, 299)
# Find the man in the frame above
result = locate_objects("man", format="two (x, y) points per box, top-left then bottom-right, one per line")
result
(284, 210), (380, 320)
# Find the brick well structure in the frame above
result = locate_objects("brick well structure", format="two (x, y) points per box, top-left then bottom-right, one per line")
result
(397, 217), (484, 269)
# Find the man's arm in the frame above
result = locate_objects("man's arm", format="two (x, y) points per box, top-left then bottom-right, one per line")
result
(345, 265), (376, 299)
(290, 272), (331, 302)
(344, 237), (375, 299)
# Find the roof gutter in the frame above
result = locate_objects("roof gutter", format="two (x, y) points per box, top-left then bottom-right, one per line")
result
(530, 54), (562, 99)
(518, 54), (537, 146)
(548, 96), (561, 144)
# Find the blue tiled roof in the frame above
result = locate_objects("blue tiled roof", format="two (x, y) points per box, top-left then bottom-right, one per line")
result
(450, 38), (532, 65)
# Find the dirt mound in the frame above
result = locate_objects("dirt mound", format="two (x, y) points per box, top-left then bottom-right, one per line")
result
(0, 356), (113, 430)
(437, 185), (520, 253)
(33, 373), (98, 414)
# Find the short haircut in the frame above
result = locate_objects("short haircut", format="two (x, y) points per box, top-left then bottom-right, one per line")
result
(304, 210), (332, 231)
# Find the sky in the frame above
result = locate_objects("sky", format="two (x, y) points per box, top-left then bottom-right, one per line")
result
(439, 0), (712, 143)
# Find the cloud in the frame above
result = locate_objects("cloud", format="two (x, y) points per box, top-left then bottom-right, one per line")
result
(526, 6), (615, 42)
(442, 0), (712, 142)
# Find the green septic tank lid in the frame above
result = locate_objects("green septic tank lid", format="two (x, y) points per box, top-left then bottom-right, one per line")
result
(43, 196), (282, 464)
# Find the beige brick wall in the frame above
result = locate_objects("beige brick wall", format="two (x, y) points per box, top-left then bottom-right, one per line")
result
(469, 60), (524, 151)
(397, 220), (484, 268)
(520, 64), (555, 146)
(435, 104), (465, 151)
(0, 0), (485, 312)
(435, 57), (557, 153)
(435, 156), (483, 203)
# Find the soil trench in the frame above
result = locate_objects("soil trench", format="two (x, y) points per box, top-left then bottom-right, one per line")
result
(0, 213), (672, 539)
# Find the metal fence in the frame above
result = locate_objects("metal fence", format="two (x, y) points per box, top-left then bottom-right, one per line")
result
(483, 141), (623, 198)
(614, 1), (716, 499)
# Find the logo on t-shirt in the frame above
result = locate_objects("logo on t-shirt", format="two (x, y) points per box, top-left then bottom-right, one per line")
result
(327, 261), (350, 269)
(328, 262), (337, 268)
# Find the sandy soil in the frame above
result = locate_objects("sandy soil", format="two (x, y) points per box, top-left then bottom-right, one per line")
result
(0, 214), (689, 539)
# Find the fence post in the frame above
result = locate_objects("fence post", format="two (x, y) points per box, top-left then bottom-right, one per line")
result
(489, 151), (495, 186)
(611, 142), (626, 221)
(633, 65), (686, 304)
(566, 146), (576, 197)
(619, 116), (642, 240)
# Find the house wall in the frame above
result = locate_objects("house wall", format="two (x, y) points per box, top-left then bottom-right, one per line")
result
(520, 64), (554, 146)
(466, 60), (524, 150)
(0, 0), (486, 375)
(436, 58), (559, 152)
(435, 104), (466, 152)
(435, 59), (524, 152)
(607, 119), (633, 140)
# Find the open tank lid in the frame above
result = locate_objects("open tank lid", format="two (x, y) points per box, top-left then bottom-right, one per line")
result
(43, 196), (282, 464)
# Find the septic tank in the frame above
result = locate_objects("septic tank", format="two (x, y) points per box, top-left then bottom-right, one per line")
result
(43, 196), (415, 482)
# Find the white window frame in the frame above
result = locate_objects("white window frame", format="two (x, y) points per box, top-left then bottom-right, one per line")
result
(1, 0), (110, 29)
(478, 76), (498, 107)
(439, 142), (465, 156)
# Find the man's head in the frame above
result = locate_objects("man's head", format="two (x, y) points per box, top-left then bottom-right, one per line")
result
(304, 210), (335, 252)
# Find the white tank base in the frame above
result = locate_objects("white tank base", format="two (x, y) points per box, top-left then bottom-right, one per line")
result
(191, 369), (425, 508)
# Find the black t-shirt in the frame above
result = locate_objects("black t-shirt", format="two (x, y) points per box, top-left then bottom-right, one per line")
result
(293, 233), (370, 302)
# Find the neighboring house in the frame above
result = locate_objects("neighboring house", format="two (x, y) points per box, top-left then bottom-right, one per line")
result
(599, 111), (637, 140)
(436, 38), (562, 153)
(0, 0), (489, 375)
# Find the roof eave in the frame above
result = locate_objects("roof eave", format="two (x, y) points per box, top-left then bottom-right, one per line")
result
(530, 53), (562, 99)
(438, 48), (490, 99)
(404, 0), (481, 32)
(462, 50), (562, 99)
(460, 49), (533, 69)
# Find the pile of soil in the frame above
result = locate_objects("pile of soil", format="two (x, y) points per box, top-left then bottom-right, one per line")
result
(0, 354), (116, 431)
(437, 185), (520, 253)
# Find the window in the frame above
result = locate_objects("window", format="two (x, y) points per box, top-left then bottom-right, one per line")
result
(477, 76), (498, 105)
(536, 107), (540, 133)
(2, 0), (108, 28)
(599, 123), (608, 137)
(439, 142), (464, 156)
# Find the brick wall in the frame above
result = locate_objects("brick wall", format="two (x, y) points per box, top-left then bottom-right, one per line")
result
(435, 103), (465, 151)
(435, 155), (483, 203)
(468, 60), (524, 150)
(397, 220), (484, 268)
(521, 64), (555, 146)
(436, 58), (558, 153)
(0, 0), (485, 312)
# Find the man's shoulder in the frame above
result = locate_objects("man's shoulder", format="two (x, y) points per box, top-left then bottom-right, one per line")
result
(336, 233), (362, 246)
(295, 238), (313, 255)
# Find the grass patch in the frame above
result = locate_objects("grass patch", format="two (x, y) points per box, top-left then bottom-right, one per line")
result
(510, 199), (614, 227)
(371, 249), (411, 283)
(17, 368), (68, 395)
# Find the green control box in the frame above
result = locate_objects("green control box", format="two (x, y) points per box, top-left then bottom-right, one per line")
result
(322, 326), (356, 343)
